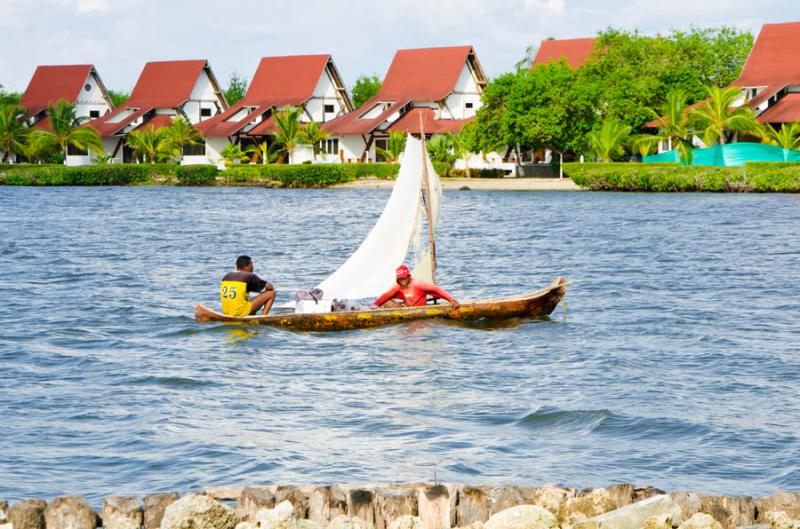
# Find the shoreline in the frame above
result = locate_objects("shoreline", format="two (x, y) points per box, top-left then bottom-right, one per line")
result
(3, 483), (799, 529)
(333, 177), (582, 191)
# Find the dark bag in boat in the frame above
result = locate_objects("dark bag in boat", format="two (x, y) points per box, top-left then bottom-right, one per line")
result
(332, 299), (370, 312)
(294, 288), (324, 304)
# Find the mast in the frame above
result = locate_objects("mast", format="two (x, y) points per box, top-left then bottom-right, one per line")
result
(418, 112), (437, 283)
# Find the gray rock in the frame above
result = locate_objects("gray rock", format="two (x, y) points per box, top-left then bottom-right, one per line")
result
(237, 487), (276, 523)
(679, 513), (723, 529)
(308, 486), (347, 525)
(8, 500), (47, 529)
(348, 489), (376, 526)
(44, 496), (97, 529)
(671, 493), (755, 529)
(160, 493), (236, 529)
(456, 486), (491, 526)
(253, 501), (321, 529)
(484, 505), (558, 529)
(144, 493), (179, 529)
(102, 497), (142, 529)
(523, 486), (574, 521)
(575, 494), (682, 529)
(374, 488), (417, 529)
(418, 485), (456, 529)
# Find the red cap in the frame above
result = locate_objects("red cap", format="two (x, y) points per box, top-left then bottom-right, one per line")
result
(396, 265), (411, 279)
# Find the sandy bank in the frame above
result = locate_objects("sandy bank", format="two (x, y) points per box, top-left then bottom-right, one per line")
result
(332, 177), (582, 191)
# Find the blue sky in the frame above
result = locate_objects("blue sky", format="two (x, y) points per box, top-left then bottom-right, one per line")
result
(2, 0), (800, 93)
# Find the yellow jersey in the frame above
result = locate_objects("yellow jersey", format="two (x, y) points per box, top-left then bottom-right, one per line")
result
(220, 271), (268, 316)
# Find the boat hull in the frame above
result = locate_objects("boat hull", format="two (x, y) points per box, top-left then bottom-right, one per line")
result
(195, 277), (567, 332)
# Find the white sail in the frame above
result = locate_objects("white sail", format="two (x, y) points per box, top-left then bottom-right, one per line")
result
(315, 134), (440, 301)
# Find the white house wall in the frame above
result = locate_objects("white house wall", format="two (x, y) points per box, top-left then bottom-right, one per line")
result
(305, 69), (343, 123)
(335, 135), (368, 163)
(75, 72), (112, 119)
(183, 71), (222, 124)
(443, 63), (482, 120)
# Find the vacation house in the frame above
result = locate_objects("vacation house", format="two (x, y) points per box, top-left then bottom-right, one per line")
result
(6, 64), (114, 165)
(195, 54), (353, 167)
(89, 60), (227, 163)
(532, 37), (596, 69)
(323, 46), (488, 164)
(732, 21), (800, 126)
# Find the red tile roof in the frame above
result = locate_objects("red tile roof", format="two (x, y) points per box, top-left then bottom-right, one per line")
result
(20, 64), (94, 116)
(380, 46), (475, 101)
(245, 115), (277, 136)
(244, 55), (331, 105)
(757, 93), (800, 123)
(91, 107), (155, 137)
(533, 38), (596, 69)
(324, 96), (411, 136)
(735, 22), (800, 87)
(196, 102), (277, 137)
(387, 107), (473, 134)
(132, 114), (175, 132)
(128, 60), (208, 106)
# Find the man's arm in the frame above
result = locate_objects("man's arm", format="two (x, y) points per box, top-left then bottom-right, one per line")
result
(374, 285), (400, 307)
(418, 281), (460, 309)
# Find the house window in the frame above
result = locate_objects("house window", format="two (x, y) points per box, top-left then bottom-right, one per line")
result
(201, 108), (212, 117)
(67, 144), (88, 156)
(324, 104), (335, 114)
(89, 110), (100, 118)
(318, 138), (339, 155)
(183, 143), (206, 156)
(466, 102), (474, 109)
(375, 138), (388, 162)
(84, 83), (92, 92)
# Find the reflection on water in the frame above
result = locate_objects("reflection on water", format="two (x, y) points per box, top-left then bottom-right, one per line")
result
(0, 187), (799, 503)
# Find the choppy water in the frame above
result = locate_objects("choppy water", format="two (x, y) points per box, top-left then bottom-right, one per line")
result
(1, 187), (799, 504)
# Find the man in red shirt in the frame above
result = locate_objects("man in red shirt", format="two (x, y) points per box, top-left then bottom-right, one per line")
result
(374, 265), (460, 310)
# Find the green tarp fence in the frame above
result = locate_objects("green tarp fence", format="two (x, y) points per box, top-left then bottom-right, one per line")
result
(644, 142), (800, 166)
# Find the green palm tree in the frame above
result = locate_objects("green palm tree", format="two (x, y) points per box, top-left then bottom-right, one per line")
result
(250, 141), (280, 165)
(0, 104), (30, 162)
(126, 126), (167, 164)
(690, 86), (761, 146)
(220, 143), (250, 166)
(38, 100), (104, 162)
(272, 107), (306, 164)
(162, 116), (202, 161)
(447, 130), (473, 178)
(376, 131), (407, 163)
(587, 117), (632, 162)
(299, 121), (330, 161)
(649, 89), (694, 164)
(426, 134), (455, 166)
(629, 134), (659, 158)
(759, 122), (800, 151)
(24, 130), (59, 163)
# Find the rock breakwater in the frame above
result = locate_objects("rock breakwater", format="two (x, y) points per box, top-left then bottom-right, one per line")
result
(1, 484), (799, 529)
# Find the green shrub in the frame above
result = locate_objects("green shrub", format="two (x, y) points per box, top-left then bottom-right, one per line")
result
(565, 162), (800, 192)
(176, 165), (218, 186)
(448, 168), (508, 178)
(0, 164), (165, 185)
(224, 164), (352, 187)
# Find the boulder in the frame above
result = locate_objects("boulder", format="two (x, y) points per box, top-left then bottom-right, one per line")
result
(642, 514), (675, 529)
(484, 505), (558, 529)
(670, 493), (755, 529)
(764, 511), (800, 529)
(418, 485), (457, 529)
(160, 493), (236, 529)
(328, 514), (374, 529)
(456, 487), (491, 526)
(205, 487), (246, 502)
(635, 488), (666, 503)
(757, 495), (800, 522)
(102, 497), (143, 529)
(308, 486), (347, 525)
(8, 500), (47, 529)
(387, 516), (424, 529)
(524, 486), (574, 520)
(1, 500), (8, 524)
(563, 489), (617, 526)
(44, 496), (97, 529)
(144, 493), (179, 529)
(253, 500), (320, 529)
(575, 495), (682, 529)
(238, 487), (276, 523)
(605, 485), (635, 510)
(678, 513), (723, 529)
(375, 488), (417, 529)
(490, 488), (526, 515)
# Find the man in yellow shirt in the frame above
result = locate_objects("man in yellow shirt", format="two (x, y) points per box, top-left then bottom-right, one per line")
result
(220, 255), (276, 316)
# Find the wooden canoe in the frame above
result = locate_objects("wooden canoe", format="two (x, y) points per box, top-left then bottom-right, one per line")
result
(195, 276), (567, 332)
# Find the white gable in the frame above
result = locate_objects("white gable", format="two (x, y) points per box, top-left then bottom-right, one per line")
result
(443, 62), (483, 120)
(75, 71), (112, 119)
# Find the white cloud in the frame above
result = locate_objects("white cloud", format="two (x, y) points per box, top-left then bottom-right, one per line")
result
(75, 0), (109, 13)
